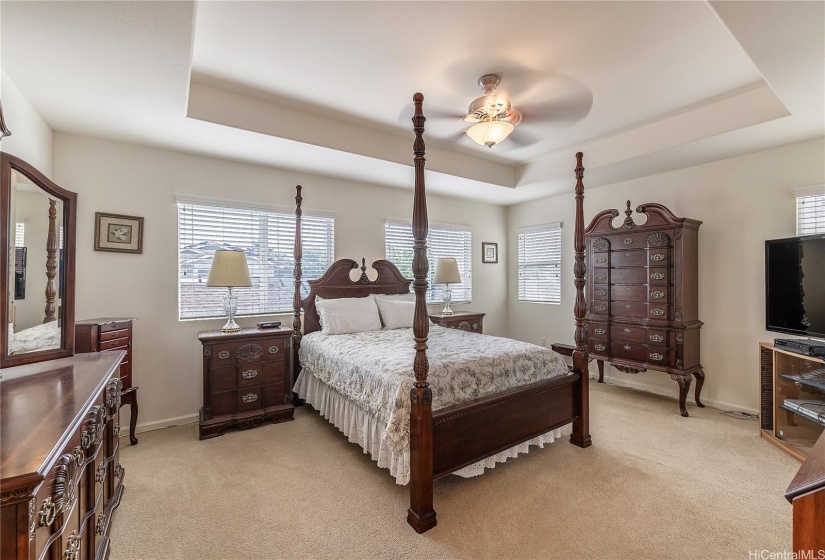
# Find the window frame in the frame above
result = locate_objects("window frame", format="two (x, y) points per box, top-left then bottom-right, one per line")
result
(384, 219), (473, 304)
(795, 185), (825, 236)
(517, 222), (563, 305)
(176, 197), (335, 321)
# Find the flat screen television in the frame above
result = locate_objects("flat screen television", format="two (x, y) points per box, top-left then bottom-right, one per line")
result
(765, 234), (825, 339)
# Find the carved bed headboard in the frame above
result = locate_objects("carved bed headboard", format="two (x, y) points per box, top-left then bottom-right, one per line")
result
(300, 258), (412, 335)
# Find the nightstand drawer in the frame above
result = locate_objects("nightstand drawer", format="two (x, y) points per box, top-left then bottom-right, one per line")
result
(238, 388), (262, 412)
(100, 328), (129, 342)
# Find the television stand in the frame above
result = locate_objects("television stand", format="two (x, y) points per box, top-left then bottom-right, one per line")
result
(774, 338), (825, 357)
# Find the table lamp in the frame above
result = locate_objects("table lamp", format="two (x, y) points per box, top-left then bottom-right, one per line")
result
(207, 249), (252, 332)
(434, 257), (461, 316)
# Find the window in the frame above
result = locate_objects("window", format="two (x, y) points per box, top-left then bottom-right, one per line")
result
(797, 187), (825, 236)
(177, 201), (334, 320)
(384, 221), (472, 303)
(15, 222), (24, 247)
(518, 224), (562, 304)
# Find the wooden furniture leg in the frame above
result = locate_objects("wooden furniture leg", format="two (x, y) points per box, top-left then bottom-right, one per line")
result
(692, 370), (705, 408)
(122, 387), (139, 445)
(670, 374), (692, 417)
(597, 360), (605, 383)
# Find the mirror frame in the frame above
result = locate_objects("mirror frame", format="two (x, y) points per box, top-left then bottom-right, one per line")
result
(0, 152), (77, 368)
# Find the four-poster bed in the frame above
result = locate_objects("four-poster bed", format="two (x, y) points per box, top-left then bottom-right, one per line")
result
(291, 93), (591, 533)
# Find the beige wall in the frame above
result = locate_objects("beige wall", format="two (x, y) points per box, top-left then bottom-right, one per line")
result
(0, 70), (53, 176)
(507, 137), (825, 413)
(52, 133), (508, 432)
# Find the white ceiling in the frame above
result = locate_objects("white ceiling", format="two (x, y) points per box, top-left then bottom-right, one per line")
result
(1, 1), (823, 205)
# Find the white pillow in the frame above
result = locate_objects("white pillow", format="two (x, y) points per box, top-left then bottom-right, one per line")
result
(315, 295), (383, 335)
(375, 298), (415, 330)
(374, 292), (415, 302)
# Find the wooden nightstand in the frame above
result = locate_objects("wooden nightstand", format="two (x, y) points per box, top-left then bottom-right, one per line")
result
(198, 327), (295, 439)
(429, 311), (485, 334)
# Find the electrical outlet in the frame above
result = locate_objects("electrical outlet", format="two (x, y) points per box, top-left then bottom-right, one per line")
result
(540, 337), (547, 347)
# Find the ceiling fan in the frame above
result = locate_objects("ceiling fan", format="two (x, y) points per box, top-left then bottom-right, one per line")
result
(462, 74), (523, 148)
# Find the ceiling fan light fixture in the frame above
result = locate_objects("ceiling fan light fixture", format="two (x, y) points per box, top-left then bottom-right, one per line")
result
(466, 120), (514, 148)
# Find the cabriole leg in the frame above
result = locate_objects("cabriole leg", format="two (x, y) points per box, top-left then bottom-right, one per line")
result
(692, 370), (705, 408)
(670, 374), (692, 417)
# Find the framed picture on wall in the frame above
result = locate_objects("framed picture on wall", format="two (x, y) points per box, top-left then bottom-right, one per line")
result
(482, 242), (498, 264)
(94, 212), (144, 254)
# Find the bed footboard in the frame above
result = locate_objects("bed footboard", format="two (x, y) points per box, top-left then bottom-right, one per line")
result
(432, 375), (580, 478)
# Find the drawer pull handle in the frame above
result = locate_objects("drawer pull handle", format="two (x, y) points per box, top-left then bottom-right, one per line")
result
(96, 462), (106, 483)
(624, 304), (632, 309)
(595, 257), (607, 264)
(268, 345), (279, 354)
(651, 308), (665, 316)
(38, 497), (56, 527)
(624, 238), (633, 245)
(651, 272), (665, 280)
(242, 369), (258, 379)
(651, 253), (665, 262)
(624, 345), (631, 350)
(218, 351), (230, 359)
(649, 334), (664, 343)
(63, 530), (80, 560)
(595, 274), (607, 281)
(595, 344), (606, 352)
(595, 304), (607, 312)
(472, 323), (478, 330)
(242, 393), (258, 403)
(73, 446), (84, 467)
(594, 328), (606, 335)
(595, 289), (607, 297)
(650, 353), (664, 361)
(96, 512), (106, 535)
(624, 328), (631, 333)
(651, 291), (665, 299)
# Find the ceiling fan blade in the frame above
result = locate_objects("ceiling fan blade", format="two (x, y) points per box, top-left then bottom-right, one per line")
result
(397, 102), (465, 124)
(507, 127), (542, 147)
(515, 89), (594, 126)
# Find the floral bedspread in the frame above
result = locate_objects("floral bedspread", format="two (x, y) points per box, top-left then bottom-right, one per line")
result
(298, 325), (570, 453)
(9, 321), (61, 354)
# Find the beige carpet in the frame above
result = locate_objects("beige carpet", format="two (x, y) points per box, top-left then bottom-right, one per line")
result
(110, 381), (799, 560)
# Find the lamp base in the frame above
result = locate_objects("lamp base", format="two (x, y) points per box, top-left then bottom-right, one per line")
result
(221, 320), (241, 333)
(221, 288), (241, 332)
(441, 285), (453, 315)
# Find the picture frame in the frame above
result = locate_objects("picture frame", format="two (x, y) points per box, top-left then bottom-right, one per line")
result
(482, 242), (498, 264)
(94, 212), (144, 254)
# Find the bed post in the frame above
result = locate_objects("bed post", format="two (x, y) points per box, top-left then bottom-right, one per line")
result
(44, 199), (58, 323)
(292, 185), (303, 399)
(570, 152), (592, 448)
(407, 92), (437, 534)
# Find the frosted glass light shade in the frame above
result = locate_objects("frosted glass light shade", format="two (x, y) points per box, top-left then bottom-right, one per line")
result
(466, 121), (515, 147)
(206, 250), (252, 287)
(434, 258), (461, 284)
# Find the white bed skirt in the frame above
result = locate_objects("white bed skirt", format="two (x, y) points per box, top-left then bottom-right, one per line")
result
(294, 370), (563, 485)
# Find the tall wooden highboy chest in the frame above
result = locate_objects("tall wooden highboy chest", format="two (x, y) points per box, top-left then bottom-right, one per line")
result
(585, 202), (703, 416)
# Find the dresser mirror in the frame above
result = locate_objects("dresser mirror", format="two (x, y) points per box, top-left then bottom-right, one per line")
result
(1, 153), (76, 367)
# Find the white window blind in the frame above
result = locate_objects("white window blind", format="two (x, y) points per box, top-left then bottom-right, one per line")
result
(384, 221), (472, 303)
(518, 224), (562, 304)
(15, 222), (24, 247)
(178, 202), (334, 320)
(797, 194), (825, 235)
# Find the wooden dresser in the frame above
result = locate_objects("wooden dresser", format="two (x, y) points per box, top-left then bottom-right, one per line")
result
(428, 311), (485, 334)
(76, 317), (139, 445)
(198, 327), (295, 439)
(585, 202), (703, 416)
(0, 352), (125, 560)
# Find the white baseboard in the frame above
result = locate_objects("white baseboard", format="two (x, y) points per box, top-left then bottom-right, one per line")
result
(128, 413), (199, 436)
(596, 373), (759, 416)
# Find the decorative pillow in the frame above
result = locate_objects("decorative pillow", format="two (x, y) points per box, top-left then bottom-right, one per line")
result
(373, 292), (415, 302)
(375, 298), (415, 330)
(315, 295), (382, 335)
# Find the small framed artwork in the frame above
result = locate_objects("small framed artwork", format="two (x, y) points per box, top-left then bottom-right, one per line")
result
(94, 212), (144, 254)
(482, 242), (498, 264)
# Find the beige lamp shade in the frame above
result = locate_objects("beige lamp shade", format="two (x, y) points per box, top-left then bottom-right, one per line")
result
(206, 250), (252, 287)
(434, 257), (461, 284)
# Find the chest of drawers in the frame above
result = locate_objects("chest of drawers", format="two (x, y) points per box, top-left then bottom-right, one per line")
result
(1, 353), (125, 560)
(76, 317), (139, 444)
(585, 202), (704, 417)
(198, 327), (295, 439)
(428, 311), (485, 333)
